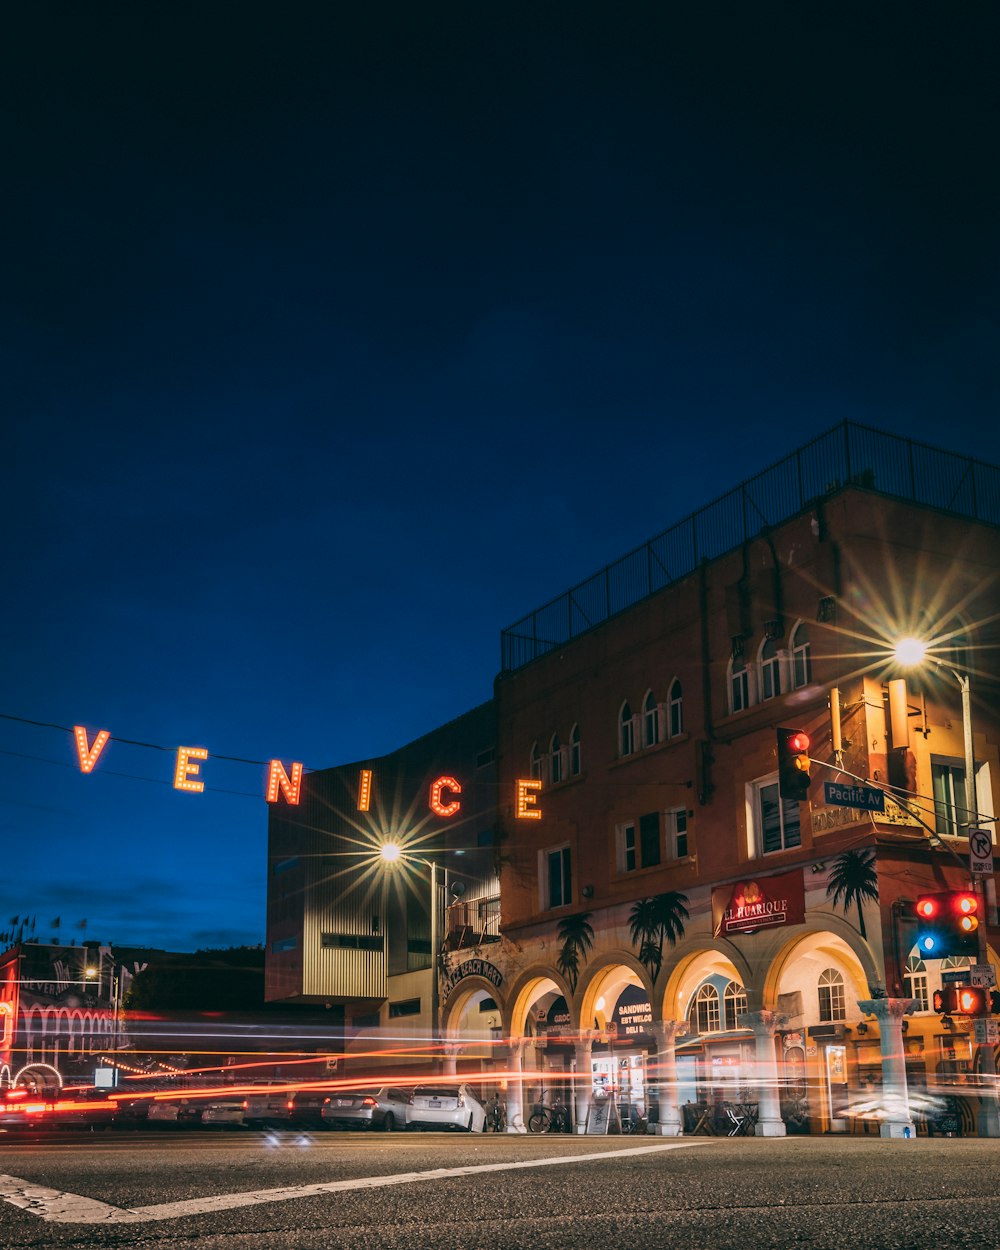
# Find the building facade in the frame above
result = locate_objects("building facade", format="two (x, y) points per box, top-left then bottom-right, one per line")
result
(265, 423), (1000, 1136)
(265, 701), (500, 1073)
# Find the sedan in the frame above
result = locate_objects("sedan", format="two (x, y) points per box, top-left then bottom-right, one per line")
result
(406, 1084), (486, 1133)
(320, 1086), (412, 1131)
(200, 1098), (246, 1128)
(146, 1098), (204, 1127)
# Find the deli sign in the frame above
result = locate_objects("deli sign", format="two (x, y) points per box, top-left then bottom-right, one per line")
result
(712, 871), (805, 937)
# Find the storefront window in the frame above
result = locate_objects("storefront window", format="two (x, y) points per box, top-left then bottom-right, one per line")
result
(817, 968), (846, 1022)
(723, 981), (748, 1031)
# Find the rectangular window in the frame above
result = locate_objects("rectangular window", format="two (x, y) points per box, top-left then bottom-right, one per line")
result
(388, 998), (421, 1018)
(639, 811), (661, 868)
(321, 932), (383, 952)
(546, 846), (572, 908)
(932, 759), (965, 837)
(271, 936), (297, 953)
(618, 822), (637, 872)
(751, 779), (801, 855)
(666, 808), (688, 858)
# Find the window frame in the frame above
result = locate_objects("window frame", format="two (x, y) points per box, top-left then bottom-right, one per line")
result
(818, 968), (846, 1022)
(665, 807), (689, 858)
(570, 723), (581, 776)
(550, 732), (562, 784)
(543, 845), (572, 910)
(668, 678), (683, 737)
(643, 689), (659, 748)
(759, 637), (781, 701)
(747, 774), (801, 856)
(619, 701), (635, 757)
(791, 621), (811, 688)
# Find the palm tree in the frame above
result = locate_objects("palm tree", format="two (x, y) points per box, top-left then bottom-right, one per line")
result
(826, 848), (879, 940)
(556, 912), (595, 992)
(629, 892), (689, 980)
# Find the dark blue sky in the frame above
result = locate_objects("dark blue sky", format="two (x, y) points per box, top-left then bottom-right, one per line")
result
(3, 5), (999, 951)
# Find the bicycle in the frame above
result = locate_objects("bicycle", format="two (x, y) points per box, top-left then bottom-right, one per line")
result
(484, 1093), (507, 1133)
(620, 1106), (648, 1135)
(528, 1099), (572, 1134)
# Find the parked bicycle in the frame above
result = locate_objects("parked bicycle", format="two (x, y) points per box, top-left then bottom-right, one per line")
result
(620, 1105), (648, 1135)
(528, 1098), (572, 1134)
(484, 1092), (507, 1133)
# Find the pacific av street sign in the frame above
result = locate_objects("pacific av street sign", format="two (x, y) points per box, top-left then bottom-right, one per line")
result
(823, 781), (885, 813)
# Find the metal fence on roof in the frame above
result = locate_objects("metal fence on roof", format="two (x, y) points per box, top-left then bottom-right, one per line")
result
(499, 421), (1000, 674)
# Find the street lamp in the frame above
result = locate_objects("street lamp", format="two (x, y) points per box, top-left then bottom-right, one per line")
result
(894, 637), (999, 1137)
(893, 638), (979, 843)
(379, 842), (441, 1051)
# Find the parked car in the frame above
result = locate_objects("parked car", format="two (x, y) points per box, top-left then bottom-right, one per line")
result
(146, 1098), (204, 1127)
(242, 1082), (295, 1128)
(406, 1085), (486, 1132)
(320, 1086), (412, 1131)
(286, 1088), (346, 1129)
(200, 1098), (246, 1128)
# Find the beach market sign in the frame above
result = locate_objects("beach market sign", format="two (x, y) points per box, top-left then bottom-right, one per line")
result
(71, 726), (544, 815)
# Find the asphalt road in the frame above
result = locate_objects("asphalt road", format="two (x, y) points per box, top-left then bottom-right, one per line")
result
(1, 1130), (998, 1250)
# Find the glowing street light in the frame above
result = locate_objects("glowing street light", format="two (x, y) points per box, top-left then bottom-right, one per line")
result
(894, 633), (998, 1137)
(893, 637), (927, 667)
(378, 841), (441, 1054)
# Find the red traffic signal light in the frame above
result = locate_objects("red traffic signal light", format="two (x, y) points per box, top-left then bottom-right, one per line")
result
(915, 891), (980, 958)
(777, 728), (812, 802)
(933, 985), (988, 1016)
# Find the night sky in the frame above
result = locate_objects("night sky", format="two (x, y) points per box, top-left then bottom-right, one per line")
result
(3, 5), (999, 952)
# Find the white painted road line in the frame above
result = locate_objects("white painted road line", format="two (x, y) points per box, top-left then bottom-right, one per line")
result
(0, 1139), (707, 1224)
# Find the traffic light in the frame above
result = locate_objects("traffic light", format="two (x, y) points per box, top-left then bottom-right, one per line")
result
(932, 985), (988, 1016)
(777, 728), (811, 801)
(915, 891), (980, 959)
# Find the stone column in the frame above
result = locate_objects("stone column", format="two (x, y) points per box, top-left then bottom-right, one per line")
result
(505, 1039), (527, 1133)
(741, 1010), (788, 1137)
(858, 997), (916, 1139)
(572, 1033), (594, 1133)
(648, 1021), (687, 1136)
(442, 1043), (460, 1077)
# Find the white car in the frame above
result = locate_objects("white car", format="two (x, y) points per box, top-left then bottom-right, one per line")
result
(320, 1086), (412, 1131)
(406, 1084), (486, 1132)
(200, 1099), (246, 1128)
(146, 1098), (203, 1127)
(241, 1082), (295, 1128)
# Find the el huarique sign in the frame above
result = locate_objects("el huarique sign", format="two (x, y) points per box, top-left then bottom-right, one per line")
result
(712, 871), (805, 937)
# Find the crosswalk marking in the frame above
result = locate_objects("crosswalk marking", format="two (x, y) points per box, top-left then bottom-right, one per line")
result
(0, 1139), (705, 1224)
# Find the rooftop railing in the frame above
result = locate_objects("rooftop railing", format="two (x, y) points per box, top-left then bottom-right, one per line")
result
(500, 421), (1000, 673)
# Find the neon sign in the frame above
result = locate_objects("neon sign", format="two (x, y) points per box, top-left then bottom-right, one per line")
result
(73, 726), (110, 773)
(429, 776), (462, 818)
(173, 746), (209, 793)
(266, 760), (303, 806)
(67, 726), (545, 816)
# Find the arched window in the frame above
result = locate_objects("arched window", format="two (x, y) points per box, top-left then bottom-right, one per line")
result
(570, 724), (581, 776)
(689, 983), (721, 1034)
(791, 622), (811, 688)
(529, 742), (541, 781)
(759, 638), (781, 700)
(723, 981), (748, 1031)
(550, 733), (562, 784)
(904, 954), (928, 1012)
(620, 702), (635, 757)
(818, 968), (846, 1022)
(668, 679), (683, 737)
(729, 657), (750, 713)
(643, 690), (659, 748)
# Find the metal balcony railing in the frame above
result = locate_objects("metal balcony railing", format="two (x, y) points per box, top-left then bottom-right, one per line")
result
(445, 896), (501, 950)
(500, 421), (1000, 673)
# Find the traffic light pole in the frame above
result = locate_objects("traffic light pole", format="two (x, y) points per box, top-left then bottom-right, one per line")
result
(954, 669), (999, 1138)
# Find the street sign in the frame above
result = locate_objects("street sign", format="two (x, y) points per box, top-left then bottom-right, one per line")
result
(973, 1019), (999, 1045)
(823, 782), (885, 812)
(968, 828), (994, 876)
(970, 963), (996, 988)
(941, 970), (969, 985)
